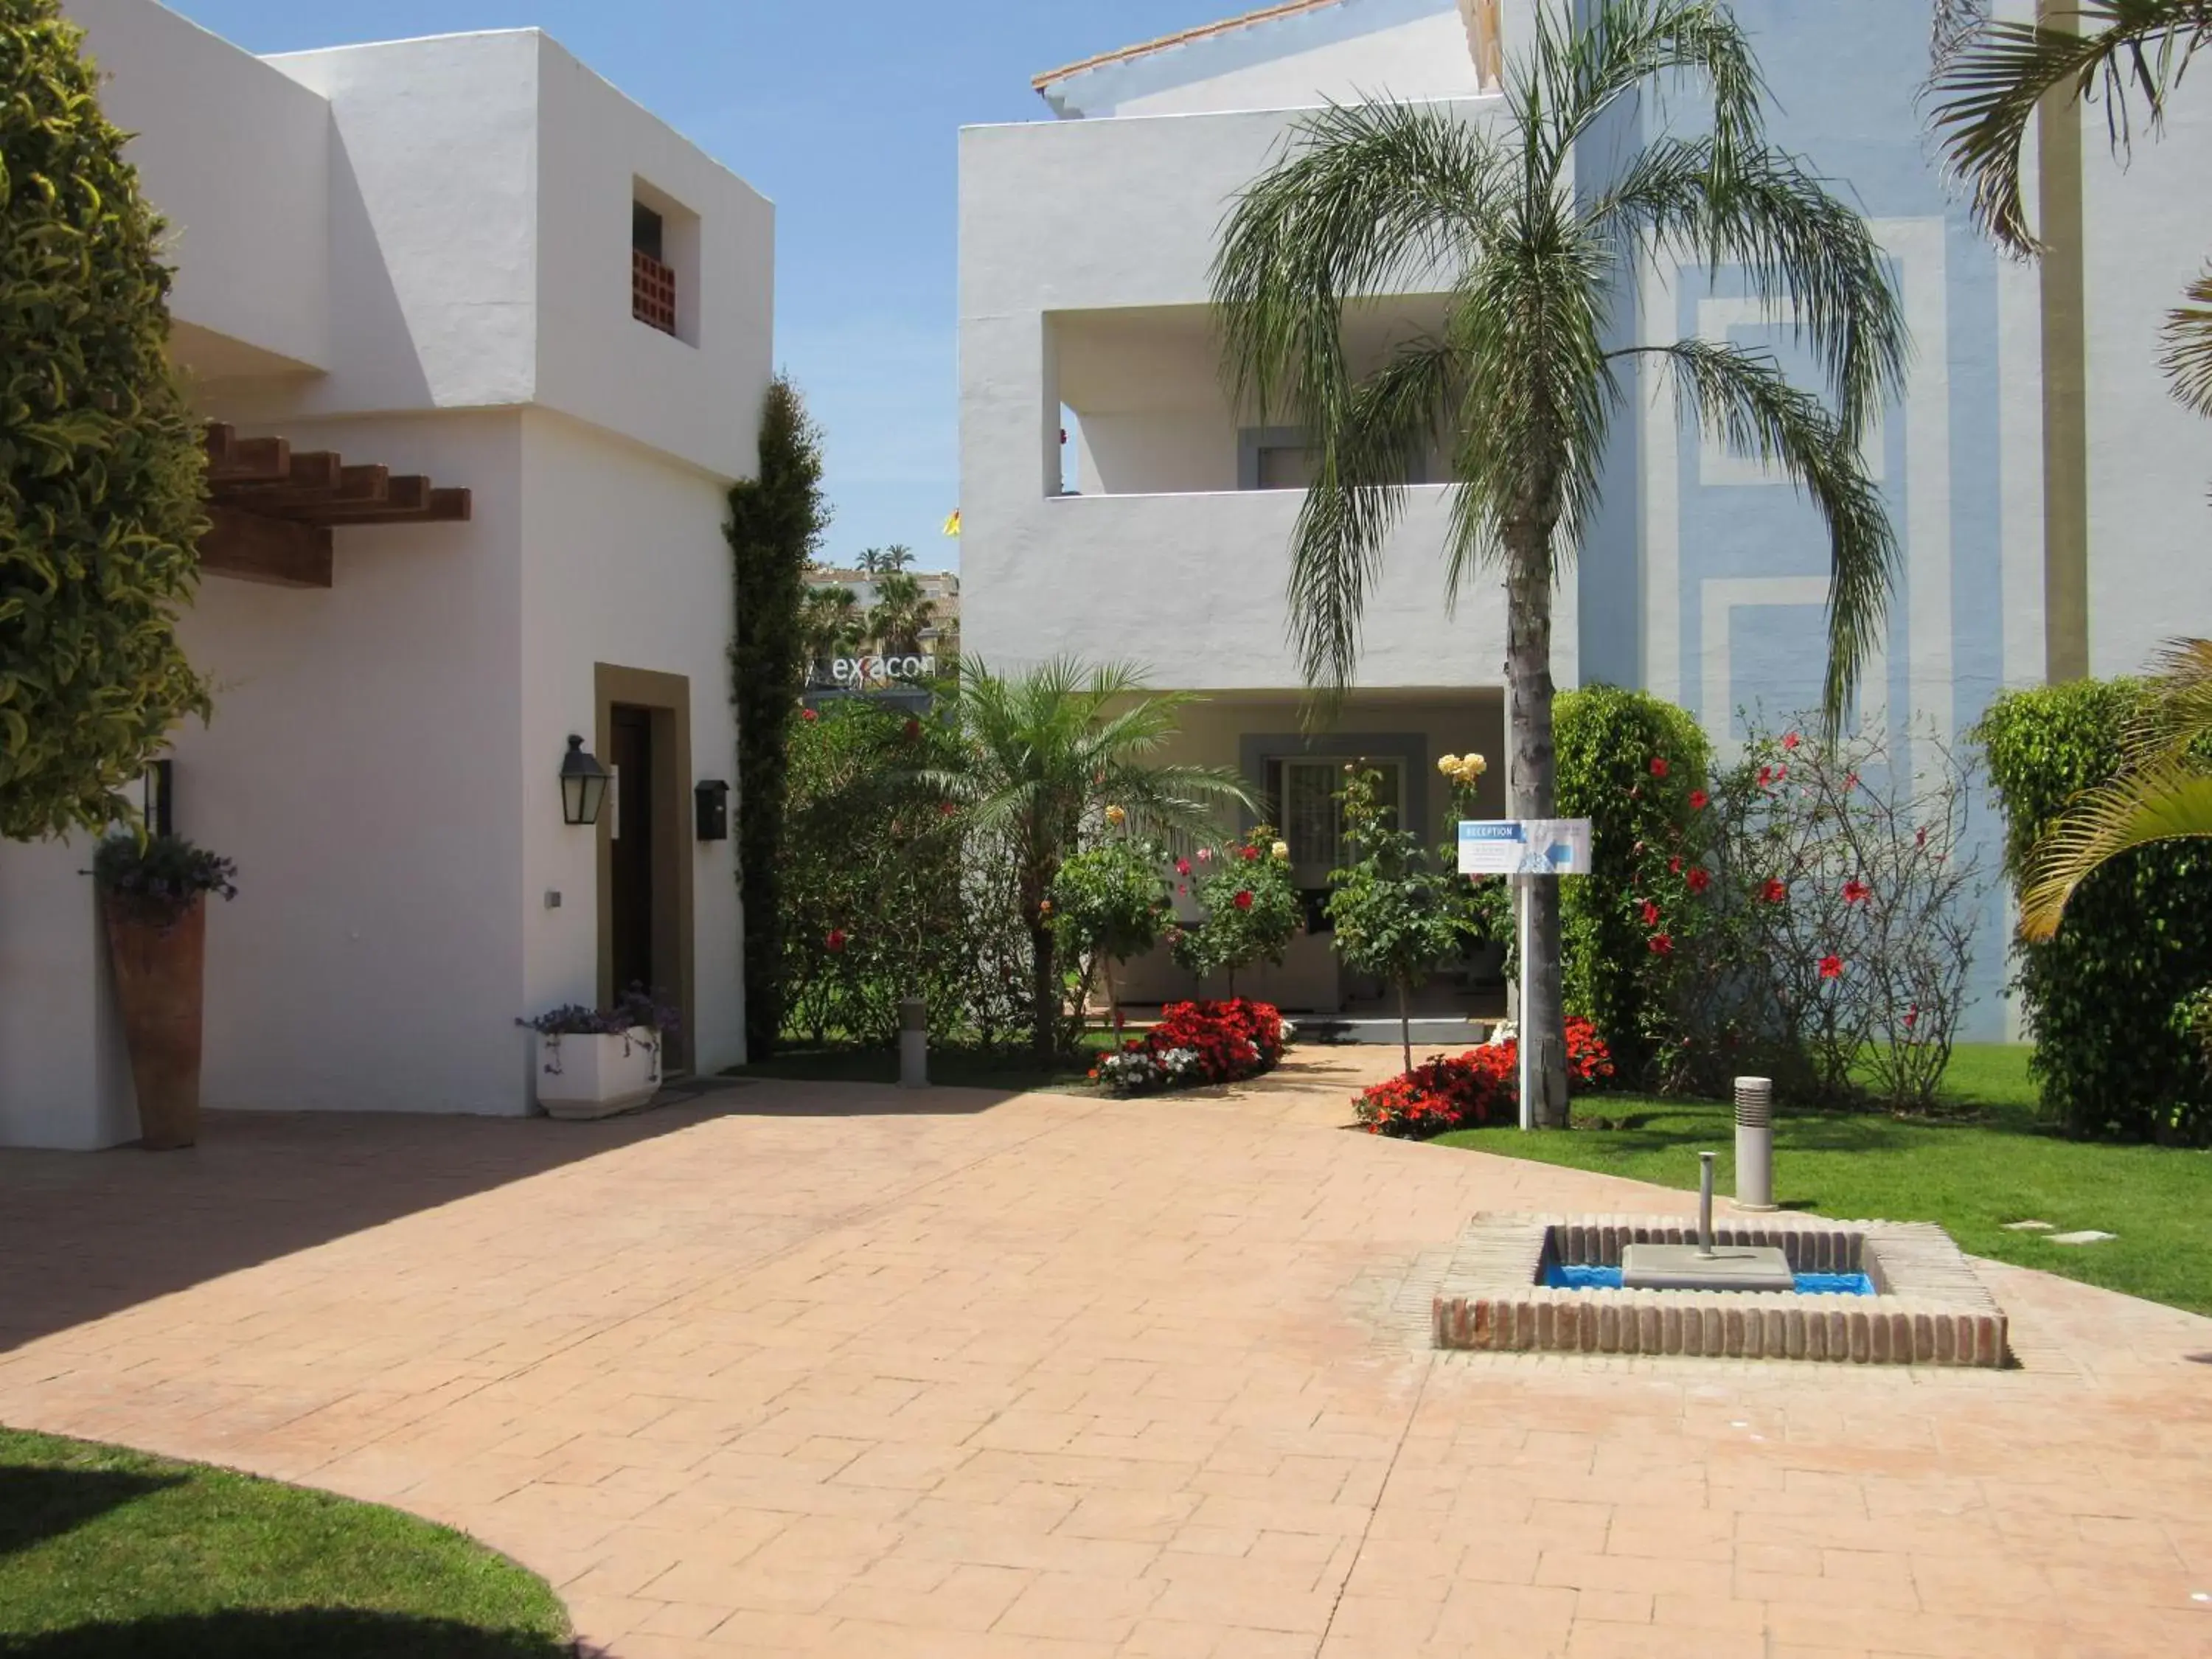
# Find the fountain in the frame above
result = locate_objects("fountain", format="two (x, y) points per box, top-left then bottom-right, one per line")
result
(1618, 1152), (1795, 1291)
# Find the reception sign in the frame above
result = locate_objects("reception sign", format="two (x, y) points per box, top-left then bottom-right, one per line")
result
(1457, 818), (1593, 877)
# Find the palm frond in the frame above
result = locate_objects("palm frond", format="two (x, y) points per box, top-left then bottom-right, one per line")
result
(2160, 264), (2212, 417)
(2017, 753), (2212, 939)
(1211, 99), (1506, 432)
(1282, 342), (1463, 695)
(2123, 636), (2212, 757)
(1616, 339), (1899, 727)
(1522, 0), (1765, 175)
(1588, 136), (1910, 440)
(1928, 1), (2212, 254)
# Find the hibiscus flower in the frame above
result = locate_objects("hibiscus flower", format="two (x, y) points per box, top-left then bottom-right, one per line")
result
(1649, 933), (1674, 956)
(1843, 879), (1871, 905)
(801, 708), (819, 723)
(1761, 878), (1787, 904)
(1686, 867), (1711, 894)
(1819, 954), (1843, 981)
(825, 928), (848, 952)
(1688, 789), (1708, 811)
(1782, 731), (1801, 751)
(1640, 899), (1661, 928)
(1649, 757), (1671, 779)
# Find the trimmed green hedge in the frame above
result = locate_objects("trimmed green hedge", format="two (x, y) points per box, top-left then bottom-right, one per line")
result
(1555, 685), (1711, 1086)
(1977, 680), (2212, 1141)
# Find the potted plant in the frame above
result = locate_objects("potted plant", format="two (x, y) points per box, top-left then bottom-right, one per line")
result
(93, 835), (239, 1150)
(518, 987), (678, 1119)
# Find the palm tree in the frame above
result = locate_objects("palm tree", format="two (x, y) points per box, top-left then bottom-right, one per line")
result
(855, 547), (888, 575)
(799, 585), (863, 684)
(1929, 0), (2212, 417)
(880, 543), (917, 572)
(1211, 0), (1905, 1124)
(868, 572), (936, 658)
(2016, 639), (2212, 938)
(1930, 5), (2212, 933)
(925, 660), (1256, 1060)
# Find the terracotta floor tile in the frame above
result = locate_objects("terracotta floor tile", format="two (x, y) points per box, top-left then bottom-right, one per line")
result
(0, 1051), (2205, 1659)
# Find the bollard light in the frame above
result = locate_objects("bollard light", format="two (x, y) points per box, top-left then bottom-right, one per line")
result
(898, 996), (928, 1089)
(1734, 1076), (1778, 1211)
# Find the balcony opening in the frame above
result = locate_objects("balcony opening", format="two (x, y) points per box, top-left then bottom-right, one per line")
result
(631, 180), (698, 345)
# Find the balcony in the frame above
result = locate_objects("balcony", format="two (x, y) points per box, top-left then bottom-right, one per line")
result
(632, 248), (677, 336)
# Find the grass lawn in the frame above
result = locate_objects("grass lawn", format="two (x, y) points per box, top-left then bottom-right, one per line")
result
(1436, 1044), (2212, 1317)
(0, 1430), (569, 1657)
(730, 1029), (1125, 1095)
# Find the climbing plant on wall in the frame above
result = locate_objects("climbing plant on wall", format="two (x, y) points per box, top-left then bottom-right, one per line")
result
(727, 374), (829, 1059)
(1, 0), (209, 841)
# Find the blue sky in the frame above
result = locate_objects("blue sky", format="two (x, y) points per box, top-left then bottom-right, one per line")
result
(161, 0), (1251, 572)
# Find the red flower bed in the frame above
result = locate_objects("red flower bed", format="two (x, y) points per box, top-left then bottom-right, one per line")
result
(1093, 998), (1289, 1095)
(1354, 1018), (1615, 1138)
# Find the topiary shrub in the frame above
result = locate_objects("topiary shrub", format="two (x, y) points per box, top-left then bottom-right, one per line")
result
(1978, 680), (2212, 1141)
(1553, 685), (1712, 1086)
(1, 1), (209, 841)
(727, 375), (829, 1060)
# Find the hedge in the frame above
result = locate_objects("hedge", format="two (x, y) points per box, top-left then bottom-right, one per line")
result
(1977, 680), (2212, 1141)
(1554, 685), (1712, 1085)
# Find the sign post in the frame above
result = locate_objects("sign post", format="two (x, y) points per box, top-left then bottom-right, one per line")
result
(1458, 818), (1593, 1130)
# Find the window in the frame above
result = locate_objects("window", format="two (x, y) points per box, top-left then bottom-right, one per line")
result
(1255, 443), (1318, 491)
(1267, 757), (1405, 891)
(630, 181), (698, 343)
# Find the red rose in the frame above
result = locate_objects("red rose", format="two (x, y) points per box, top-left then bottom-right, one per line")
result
(1234, 890), (1254, 911)
(1641, 900), (1660, 928)
(801, 708), (819, 723)
(1761, 878), (1787, 904)
(1688, 789), (1708, 810)
(1649, 933), (1674, 956)
(1175, 858), (1192, 876)
(1819, 954), (1843, 981)
(1686, 867), (1711, 894)
(1240, 845), (1261, 863)
(1782, 731), (1801, 751)
(1843, 879), (1871, 905)
(1650, 757), (1670, 778)
(1758, 765), (1774, 787)
(1668, 855), (1682, 874)
(826, 928), (848, 953)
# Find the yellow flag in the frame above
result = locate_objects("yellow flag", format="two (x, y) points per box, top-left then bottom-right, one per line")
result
(942, 509), (961, 538)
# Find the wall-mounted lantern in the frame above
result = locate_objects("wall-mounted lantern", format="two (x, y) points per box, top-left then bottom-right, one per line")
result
(694, 779), (730, 841)
(560, 734), (612, 827)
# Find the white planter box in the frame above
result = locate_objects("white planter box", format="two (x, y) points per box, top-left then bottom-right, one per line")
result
(534, 1028), (662, 1119)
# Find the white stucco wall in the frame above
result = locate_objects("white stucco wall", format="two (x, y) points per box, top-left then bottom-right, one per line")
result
(0, 837), (138, 1150)
(2080, 93), (2212, 676)
(66, 0), (330, 378)
(960, 97), (1540, 695)
(533, 35), (776, 483)
(519, 408), (745, 1079)
(166, 411), (528, 1116)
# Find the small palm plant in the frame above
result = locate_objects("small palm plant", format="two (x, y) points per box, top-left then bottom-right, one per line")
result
(1211, 0), (1906, 1124)
(799, 585), (863, 683)
(925, 660), (1256, 1060)
(868, 571), (936, 658)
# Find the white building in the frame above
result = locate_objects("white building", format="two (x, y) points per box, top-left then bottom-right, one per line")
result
(0, 0), (773, 1147)
(958, 0), (2212, 1023)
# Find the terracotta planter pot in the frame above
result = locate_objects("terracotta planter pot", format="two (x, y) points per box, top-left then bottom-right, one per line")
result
(101, 893), (206, 1150)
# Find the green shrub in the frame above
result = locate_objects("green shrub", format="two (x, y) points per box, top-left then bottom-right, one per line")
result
(1553, 685), (1712, 1085)
(1169, 828), (1301, 993)
(1050, 832), (1170, 1026)
(1, 1), (209, 841)
(727, 376), (828, 1059)
(1978, 680), (2212, 1141)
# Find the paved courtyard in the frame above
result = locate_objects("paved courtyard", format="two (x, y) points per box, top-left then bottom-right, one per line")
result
(2, 1051), (2209, 1658)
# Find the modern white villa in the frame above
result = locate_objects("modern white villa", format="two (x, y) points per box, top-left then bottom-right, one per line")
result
(958, 0), (2212, 1022)
(0, 0), (772, 1147)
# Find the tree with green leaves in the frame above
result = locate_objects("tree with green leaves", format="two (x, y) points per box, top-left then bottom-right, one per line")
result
(1326, 764), (1460, 1072)
(1, 0), (209, 842)
(879, 543), (917, 573)
(1211, 0), (1905, 1125)
(1171, 827), (1304, 998)
(924, 660), (1255, 1060)
(799, 585), (863, 685)
(728, 375), (830, 1059)
(867, 571), (935, 658)
(1050, 830), (1170, 1034)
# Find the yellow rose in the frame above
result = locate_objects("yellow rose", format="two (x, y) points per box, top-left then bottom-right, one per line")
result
(1437, 754), (1461, 776)
(1104, 804), (1127, 826)
(1270, 840), (1290, 860)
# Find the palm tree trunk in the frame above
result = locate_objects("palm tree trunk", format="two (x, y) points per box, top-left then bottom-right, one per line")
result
(1505, 540), (1571, 1130)
(1028, 922), (1057, 1063)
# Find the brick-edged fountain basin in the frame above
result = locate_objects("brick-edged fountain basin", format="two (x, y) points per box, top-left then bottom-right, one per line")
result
(1433, 1214), (2009, 1366)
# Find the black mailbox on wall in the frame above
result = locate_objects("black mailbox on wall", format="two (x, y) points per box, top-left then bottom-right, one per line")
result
(694, 779), (730, 842)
